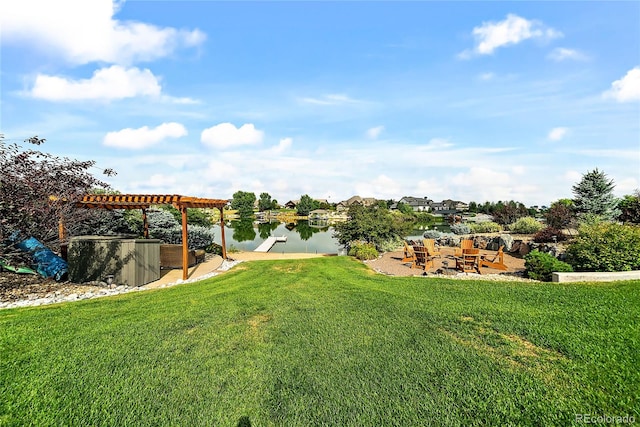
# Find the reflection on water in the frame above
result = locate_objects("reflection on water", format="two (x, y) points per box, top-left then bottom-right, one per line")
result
(213, 220), (341, 254)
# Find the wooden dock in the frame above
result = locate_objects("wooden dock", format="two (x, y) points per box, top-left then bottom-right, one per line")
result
(254, 235), (287, 252)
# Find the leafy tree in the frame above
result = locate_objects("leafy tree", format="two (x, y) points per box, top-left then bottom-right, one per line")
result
(159, 205), (213, 227)
(258, 192), (274, 212)
(333, 204), (414, 250)
(396, 202), (414, 215)
(491, 201), (529, 225)
(544, 199), (576, 230)
(468, 201), (478, 213)
(572, 168), (620, 221)
(618, 190), (640, 224)
(231, 191), (256, 217)
(0, 135), (113, 259)
(296, 194), (318, 216)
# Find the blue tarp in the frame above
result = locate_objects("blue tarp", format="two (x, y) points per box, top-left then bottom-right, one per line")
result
(10, 234), (68, 281)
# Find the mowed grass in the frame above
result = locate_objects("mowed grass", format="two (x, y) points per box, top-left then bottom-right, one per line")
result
(1, 257), (638, 426)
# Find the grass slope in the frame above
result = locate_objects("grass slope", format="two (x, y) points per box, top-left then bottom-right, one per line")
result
(1, 257), (638, 426)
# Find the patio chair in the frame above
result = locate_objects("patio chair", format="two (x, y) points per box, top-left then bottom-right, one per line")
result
(454, 239), (474, 257)
(401, 241), (416, 264)
(479, 246), (507, 271)
(411, 245), (434, 271)
(455, 248), (481, 274)
(422, 239), (442, 259)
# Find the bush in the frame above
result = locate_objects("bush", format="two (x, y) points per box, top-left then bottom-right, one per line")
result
(533, 227), (567, 243)
(469, 222), (503, 233)
(348, 241), (379, 260)
(377, 236), (405, 252)
(422, 230), (442, 239)
(565, 223), (640, 272)
(509, 217), (544, 234)
(524, 250), (573, 281)
(147, 211), (215, 250)
(450, 224), (471, 235)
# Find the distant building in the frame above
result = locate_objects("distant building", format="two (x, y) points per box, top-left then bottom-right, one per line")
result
(336, 196), (378, 211)
(395, 196), (433, 212)
(392, 196), (468, 214)
(284, 198), (330, 209)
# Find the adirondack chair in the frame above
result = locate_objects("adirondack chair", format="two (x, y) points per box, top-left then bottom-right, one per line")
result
(479, 246), (507, 271)
(411, 245), (433, 271)
(401, 241), (416, 264)
(454, 239), (474, 257)
(422, 239), (442, 259)
(455, 248), (481, 274)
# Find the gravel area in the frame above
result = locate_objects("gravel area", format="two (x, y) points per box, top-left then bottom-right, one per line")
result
(364, 247), (538, 282)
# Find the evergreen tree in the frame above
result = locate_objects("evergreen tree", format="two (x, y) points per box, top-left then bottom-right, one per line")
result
(296, 194), (317, 216)
(258, 192), (273, 212)
(572, 168), (620, 221)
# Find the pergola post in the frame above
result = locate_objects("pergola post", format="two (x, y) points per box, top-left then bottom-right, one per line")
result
(219, 207), (227, 260)
(142, 208), (149, 239)
(181, 206), (189, 280)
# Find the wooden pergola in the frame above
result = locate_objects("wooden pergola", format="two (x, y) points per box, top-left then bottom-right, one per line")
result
(72, 194), (229, 280)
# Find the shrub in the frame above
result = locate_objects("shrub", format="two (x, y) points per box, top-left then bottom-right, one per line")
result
(524, 250), (573, 281)
(469, 222), (503, 233)
(147, 211), (216, 250)
(533, 227), (567, 243)
(509, 217), (544, 234)
(377, 236), (405, 252)
(422, 230), (442, 239)
(348, 241), (379, 260)
(450, 224), (471, 235)
(565, 223), (640, 272)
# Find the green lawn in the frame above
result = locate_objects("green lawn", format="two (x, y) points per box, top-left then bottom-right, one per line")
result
(1, 257), (638, 426)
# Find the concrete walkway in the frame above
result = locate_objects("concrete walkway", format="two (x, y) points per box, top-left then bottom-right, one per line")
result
(144, 255), (225, 289)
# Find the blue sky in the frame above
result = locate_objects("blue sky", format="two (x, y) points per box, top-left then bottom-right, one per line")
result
(1, 1), (639, 207)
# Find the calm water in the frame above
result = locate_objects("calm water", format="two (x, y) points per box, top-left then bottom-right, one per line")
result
(213, 220), (343, 254)
(212, 220), (450, 254)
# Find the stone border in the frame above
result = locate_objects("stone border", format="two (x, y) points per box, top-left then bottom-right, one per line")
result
(552, 270), (640, 283)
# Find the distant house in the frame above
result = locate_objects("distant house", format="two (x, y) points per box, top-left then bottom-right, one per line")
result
(284, 198), (330, 210)
(395, 196), (433, 212)
(430, 199), (469, 215)
(336, 196), (378, 211)
(284, 200), (299, 209)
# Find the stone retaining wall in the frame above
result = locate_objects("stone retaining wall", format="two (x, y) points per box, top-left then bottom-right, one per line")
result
(552, 271), (640, 283)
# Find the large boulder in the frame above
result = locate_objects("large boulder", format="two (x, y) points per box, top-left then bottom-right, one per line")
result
(497, 234), (514, 252)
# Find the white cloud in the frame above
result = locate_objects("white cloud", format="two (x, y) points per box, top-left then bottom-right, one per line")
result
(548, 127), (569, 141)
(30, 65), (162, 101)
(271, 137), (293, 153)
(478, 72), (495, 81)
(200, 123), (264, 149)
(104, 122), (187, 149)
(547, 47), (588, 62)
(0, 0), (205, 65)
(300, 93), (362, 105)
(460, 14), (562, 58)
(354, 175), (402, 200)
(424, 138), (454, 149)
(366, 126), (384, 139)
(206, 161), (237, 180)
(603, 66), (640, 102)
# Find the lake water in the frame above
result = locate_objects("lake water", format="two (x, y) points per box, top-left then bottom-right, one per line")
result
(213, 220), (343, 254)
(212, 220), (451, 254)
